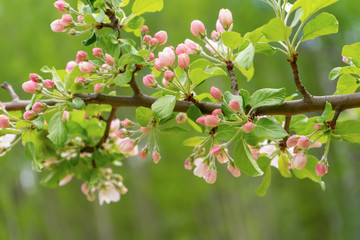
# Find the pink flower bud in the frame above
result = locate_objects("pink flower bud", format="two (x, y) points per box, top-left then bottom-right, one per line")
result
(105, 53), (115, 65)
(23, 111), (37, 120)
(44, 80), (55, 89)
(212, 109), (222, 116)
(118, 138), (135, 154)
(61, 14), (73, 25)
(62, 111), (69, 121)
(29, 73), (41, 82)
(81, 183), (89, 195)
(158, 47), (175, 67)
(210, 145), (222, 156)
(100, 64), (111, 72)
(243, 122), (254, 134)
(210, 87), (222, 100)
(218, 9), (233, 29)
(184, 39), (200, 54)
(0, 115), (10, 128)
(291, 152), (307, 170)
(216, 20), (225, 33)
(92, 48), (103, 57)
(143, 74), (157, 88)
(22, 81), (39, 94)
(204, 169), (217, 184)
(227, 164), (241, 177)
(121, 118), (133, 128)
(149, 38), (159, 47)
(148, 53), (155, 61)
(164, 70), (174, 81)
(143, 35), (152, 44)
(76, 51), (88, 63)
(152, 150), (161, 164)
(79, 61), (95, 73)
(75, 77), (86, 84)
(196, 116), (206, 125)
(297, 137), (309, 150)
(184, 159), (193, 170)
(176, 113), (187, 124)
(342, 56), (349, 64)
(31, 102), (46, 113)
(154, 59), (164, 72)
(141, 25), (149, 34)
(54, 0), (68, 12)
(204, 115), (220, 127)
(59, 174), (73, 186)
(66, 61), (77, 73)
(286, 135), (298, 148)
(249, 145), (260, 160)
(50, 19), (66, 32)
(94, 83), (103, 93)
(117, 129), (129, 139)
(77, 15), (84, 23)
(211, 31), (220, 41)
(190, 20), (206, 38)
(178, 53), (190, 70)
(154, 30), (168, 45)
(139, 148), (149, 159)
(229, 100), (240, 111)
(217, 148), (229, 163)
(315, 162), (328, 177)
(310, 141), (322, 148)
(176, 44), (190, 55)
(162, 78), (170, 87)
(313, 124), (322, 130)
(140, 127), (150, 135)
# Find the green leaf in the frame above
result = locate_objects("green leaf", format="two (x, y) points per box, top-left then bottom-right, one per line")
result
(255, 43), (277, 56)
(215, 125), (240, 141)
(186, 105), (203, 122)
(132, 0), (163, 15)
(82, 31), (97, 46)
(40, 162), (69, 188)
(25, 142), (44, 172)
(302, 13), (338, 42)
(94, 148), (113, 167)
(342, 42), (360, 68)
(278, 153), (292, 178)
(233, 135), (263, 177)
(151, 95), (176, 120)
(124, 15), (144, 31)
(262, 18), (292, 42)
(136, 107), (153, 127)
(160, 127), (188, 135)
(47, 112), (68, 146)
(234, 41), (255, 70)
(84, 13), (96, 25)
(334, 120), (360, 144)
(291, 0), (339, 22)
(32, 116), (44, 131)
(183, 136), (207, 147)
(329, 66), (360, 80)
(68, 97), (85, 110)
(235, 64), (254, 81)
(293, 155), (321, 183)
(190, 67), (227, 86)
(114, 71), (132, 86)
(118, 53), (145, 67)
(335, 74), (359, 95)
(51, 67), (66, 92)
(221, 31), (243, 50)
(256, 156), (272, 196)
(254, 117), (288, 139)
(317, 102), (332, 123)
(249, 88), (286, 109)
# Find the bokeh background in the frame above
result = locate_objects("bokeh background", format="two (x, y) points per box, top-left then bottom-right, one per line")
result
(1, 0), (360, 239)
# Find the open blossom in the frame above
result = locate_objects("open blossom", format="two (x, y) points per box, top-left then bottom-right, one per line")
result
(190, 20), (205, 38)
(43, 80), (55, 88)
(99, 182), (121, 205)
(159, 47), (175, 67)
(178, 53), (190, 70)
(66, 61), (77, 73)
(50, 19), (66, 32)
(22, 81), (39, 94)
(210, 87), (222, 100)
(154, 31), (168, 45)
(218, 9), (233, 29)
(0, 115), (10, 128)
(204, 169), (217, 184)
(79, 61), (95, 73)
(193, 158), (208, 178)
(176, 113), (187, 124)
(0, 134), (16, 156)
(118, 138), (136, 155)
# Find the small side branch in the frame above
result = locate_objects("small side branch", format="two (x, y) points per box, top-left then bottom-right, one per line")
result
(97, 106), (118, 148)
(288, 54), (312, 103)
(280, 115), (291, 152)
(226, 61), (240, 96)
(129, 66), (143, 97)
(329, 107), (342, 131)
(1, 82), (20, 102)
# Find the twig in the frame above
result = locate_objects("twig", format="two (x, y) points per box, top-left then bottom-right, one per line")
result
(226, 61), (239, 96)
(279, 115), (291, 152)
(288, 53), (312, 103)
(329, 107), (342, 131)
(1, 82), (20, 101)
(97, 106), (118, 148)
(129, 65), (143, 97)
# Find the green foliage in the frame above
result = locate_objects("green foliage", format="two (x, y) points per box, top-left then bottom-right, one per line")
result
(221, 32), (243, 50)
(132, 0), (163, 16)
(47, 112), (68, 146)
(234, 41), (255, 71)
(291, 0), (339, 22)
(249, 88), (286, 109)
(302, 13), (339, 42)
(151, 95), (176, 120)
(254, 118), (288, 139)
(262, 18), (292, 42)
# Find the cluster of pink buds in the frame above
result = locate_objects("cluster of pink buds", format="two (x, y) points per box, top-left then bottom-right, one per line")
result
(196, 114), (220, 127)
(22, 73), (44, 94)
(141, 25), (168, 61)
(50, 13), (73, 32)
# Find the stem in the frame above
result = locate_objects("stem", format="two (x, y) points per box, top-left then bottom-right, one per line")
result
(226, 61), (239, 96)
(96, 106), (118, 148)
(288, 54), (312, 103)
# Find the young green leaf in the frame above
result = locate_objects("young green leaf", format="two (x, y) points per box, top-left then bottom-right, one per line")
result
(221, 31), (243, 50)
(249, 88), (286, 109)
(317, 102), (332, 123)
(136, 107), (153, 127)
(47, 112), (68, 146)
(114, 71), (132, 86)
(183, 136), (207, 147)
(190, 67), (227, 86)
(132, 0), (163, 16)
(151, 95), (176, 120)
(291, 0), (339, 22)
(234, 41), (255, 70)
(335, 74), (359, 95)
(256, 156), (272, 196)
(334, 120), (360, 144)
(293, 155), (321, 183)
(342, 42), (360, 68)
(278, 153), (292, 178)
(160, 127), (188, 135)
(302, 12), (339, 42)
(262, 18), (292, 42)
(254, 117), (288, 139)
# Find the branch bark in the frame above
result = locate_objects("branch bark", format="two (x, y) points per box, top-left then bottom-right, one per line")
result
(288, 54), (312, 103)
(96, 106), (118, 148)
(1, 82), (19, 101)
(226, 61), (239, 96)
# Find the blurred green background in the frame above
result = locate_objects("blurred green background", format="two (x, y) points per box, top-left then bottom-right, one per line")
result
(1, 0), (360, 239)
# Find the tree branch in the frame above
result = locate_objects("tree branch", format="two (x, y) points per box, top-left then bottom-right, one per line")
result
(226, 61), (239, 96)
(96, 106), (118, 148)
(129, 66), (143, 96)
(1, 82), (19, 102)
(288, 54), (312, 103)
